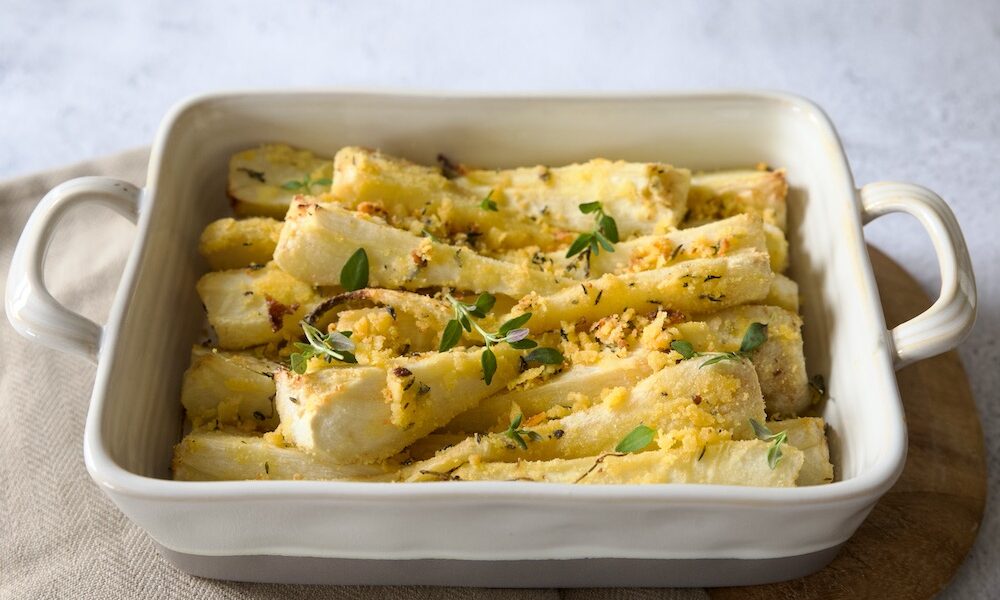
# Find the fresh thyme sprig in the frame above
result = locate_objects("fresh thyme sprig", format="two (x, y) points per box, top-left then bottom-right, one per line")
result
(565, 201), (620, 258)
(440, 292), (563, 384)
(615, 424), (655, 453)
(749, 418), (788, 469)
(281, 174), (332, 192)
(289, 321), (358, 374)
(503, 413), (543, 450)
(669, 322), (768, 368)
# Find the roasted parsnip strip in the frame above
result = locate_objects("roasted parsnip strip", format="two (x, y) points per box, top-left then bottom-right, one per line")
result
(181, 346), (279, 431)
(765, 273), (799, 313)
(405, 358), (766, 481)
(275, 346), (522, 463)
(404, 432), (473, 462)
(199, 217), (283, 270)
(502, 213), (773, 279)
(764, 223), (789, 273)
(451, 440), (803, 486)
(588, 213), (770, 275)
(385, 345), (522, 429)
(441, 352), (654, 434)
(768, 417), (834, 485)
(330, 146), (559, 251)
(686, 169), (788, 232)
(171, 430), (394, 481)
(680, 305), (810, 417)
(228, 144), (334, 219)
(274, 199), (564, 296)
(506, 251), (774, 334)
(455, 158), (690, 238)
(197, 262), (318, 350)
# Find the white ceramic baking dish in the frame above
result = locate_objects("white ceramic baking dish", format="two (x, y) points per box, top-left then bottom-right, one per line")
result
(5, 91), (977, 587)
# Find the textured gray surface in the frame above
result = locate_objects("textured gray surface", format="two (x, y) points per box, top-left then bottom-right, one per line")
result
(0, 0), (996, 597)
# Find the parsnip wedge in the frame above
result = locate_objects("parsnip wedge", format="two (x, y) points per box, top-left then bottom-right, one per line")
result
(455, 158), (690, 238)
(198, 217), (283, 270)
(686, 169), (788, 231)
(171, 430), (394, 481)
(769, 417), (834, 485)
(507, 251), (774, 334)
(405, 358), (766, 481)
(385, 345), (522, 429)
(275, 346), (522, 463)
(442, 351), (655, 434)
(765, 273), (799, 313)
(452, 440), (803, 486)
(274, 199), (564, 296)
(228, 144), (333, 218)
(196, 262), (318, 350)
(181, 346), (279, 431)
(764, 223), (789, 273)
(588, 213), (769, 275)
(330, 146), (558, 251)
(503, 213), (771, 279)
(680, 304), (811, 417)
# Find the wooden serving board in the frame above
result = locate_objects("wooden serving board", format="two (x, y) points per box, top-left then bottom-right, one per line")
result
(711, 247), (987, 600)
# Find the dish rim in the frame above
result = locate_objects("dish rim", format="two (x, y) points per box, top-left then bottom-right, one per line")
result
(82, 88), (906, 508)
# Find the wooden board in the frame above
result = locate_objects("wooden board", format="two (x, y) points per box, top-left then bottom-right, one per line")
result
(711, 247), (987, 599)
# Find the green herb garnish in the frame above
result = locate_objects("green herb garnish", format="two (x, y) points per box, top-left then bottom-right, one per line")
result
(281, 174), (332, 191)
(480, 190), (498, 212)
(669, 340), (696, 360)
(289, 322), (357, 374)
(615, 424), (655, 453)
(440, 293), (564, 384)
(525, 347), (564, 365)
(503, 413), (543, 450)
(565, 201), (620, 258)
(739, 322), (768, 353)
(749, 418), (788, 469)
(671, 322), (768, 368)
(340, 248), (369, 291)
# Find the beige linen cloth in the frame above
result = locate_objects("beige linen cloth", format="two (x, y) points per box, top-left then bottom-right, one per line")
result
(0, 150), (705, 599)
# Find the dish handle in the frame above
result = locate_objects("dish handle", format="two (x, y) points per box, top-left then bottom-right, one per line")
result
(4, 177), (142, 364)
(860, 182), (977, 369)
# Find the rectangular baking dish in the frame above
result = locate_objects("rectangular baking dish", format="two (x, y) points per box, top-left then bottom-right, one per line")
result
(5, 91), (977, 587)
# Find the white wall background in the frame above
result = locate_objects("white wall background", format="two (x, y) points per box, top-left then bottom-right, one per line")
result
(2, 1), (997, 597)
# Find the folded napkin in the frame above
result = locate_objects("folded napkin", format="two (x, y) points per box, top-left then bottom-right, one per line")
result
(0, 149), (705, 599)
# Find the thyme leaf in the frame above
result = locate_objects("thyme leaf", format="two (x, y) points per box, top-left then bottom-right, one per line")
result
(340, 248), (369, 291)
(481, 347), (498, 385)
(439, 319), (464, 352)
(739, 322), (768, 353)
(480, 190), (498, 212)
(525, 347), (564, 365)
(615, 424), (655, 453)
